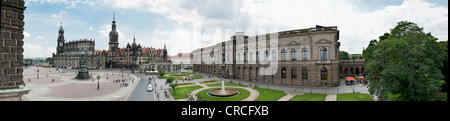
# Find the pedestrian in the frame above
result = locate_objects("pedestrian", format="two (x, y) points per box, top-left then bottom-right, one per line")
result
(161, 85), (162, 90)
(52, 79), (55, 83)
(28, 78), (31, 82)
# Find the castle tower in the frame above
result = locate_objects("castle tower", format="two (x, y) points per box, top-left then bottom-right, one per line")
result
(57, 21), (65, 54)
(109, 12), (119, 54)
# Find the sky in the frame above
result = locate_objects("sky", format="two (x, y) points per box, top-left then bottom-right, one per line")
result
(22, 0), (448, 58)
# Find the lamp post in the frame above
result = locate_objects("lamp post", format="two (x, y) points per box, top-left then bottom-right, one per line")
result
(97, 75), (101, 90)
(37, 69), (40, 79)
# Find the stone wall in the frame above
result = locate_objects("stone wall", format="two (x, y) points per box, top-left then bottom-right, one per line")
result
(0, 0), (29, 101)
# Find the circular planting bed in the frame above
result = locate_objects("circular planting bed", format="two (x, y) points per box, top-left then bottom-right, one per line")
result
(196, 87), (250, 101)
(208, 88), (239, 97)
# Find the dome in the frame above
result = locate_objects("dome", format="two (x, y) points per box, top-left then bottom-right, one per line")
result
(109, 30), (119, 36)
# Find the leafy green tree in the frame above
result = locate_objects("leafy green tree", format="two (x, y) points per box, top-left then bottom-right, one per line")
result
(158, 68), (165, 77)
(366, 21), (445, 101)
(166, 77), (177, 94)
(438, 41), (448, 92)
(351, 55), (363, 60)
(45, 57), (52, 63)
(170, 83), (178, 95)
(339, 51), (351, 60)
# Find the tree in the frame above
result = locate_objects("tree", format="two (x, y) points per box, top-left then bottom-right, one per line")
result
(351, 55), (363, 60)
(366, 21), (445, 101)
(158, 68), (165, 77)
(145, 58), (152, 64)
(166, 77), (177, 94)
(339, 51), (350, 60)
(45, 57), (52, 63)
(438, 41), (448, 92)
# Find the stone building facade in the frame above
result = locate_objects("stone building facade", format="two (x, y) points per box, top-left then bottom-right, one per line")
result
(52, 23), (105, 70)
(194, 25), (341, 87)
(139, 44), (181, 73)
(0, 0), (30, 101)
(53, 13), (169, 70)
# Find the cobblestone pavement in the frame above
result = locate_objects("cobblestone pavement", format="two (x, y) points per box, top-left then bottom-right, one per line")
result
(22, 67), (139, 101)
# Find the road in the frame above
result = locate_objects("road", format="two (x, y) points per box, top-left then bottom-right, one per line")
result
(126, 73), (155, 101)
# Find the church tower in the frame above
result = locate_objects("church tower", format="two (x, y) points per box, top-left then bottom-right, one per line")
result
(57, 21), (65, 54)
(109, 12), (119, 54)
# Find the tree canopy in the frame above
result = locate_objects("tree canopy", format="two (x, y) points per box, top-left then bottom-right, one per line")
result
(339, 51), (350, 60)
(365, 21), (445, 101)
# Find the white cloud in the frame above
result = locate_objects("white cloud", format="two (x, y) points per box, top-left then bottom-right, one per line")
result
(51, 10), (66, 19)
(23, 44), (55, 58)
(26, 0), (95, 9)
(97, 24), (125, 39)
(36, 36), (44, 39)
(23, 32), (31, 38)
(89, 26), (93, 31)
(241, 0), (448, 54)
(25, 0), (448, 55)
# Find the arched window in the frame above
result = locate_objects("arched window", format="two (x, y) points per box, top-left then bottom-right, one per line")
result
(281, 49), (287, 61)
(272, 68), (277, 78)
(256, 67), (260, 77)
(291, 49), (297, 61)
(237, 67), (241, 76)
(244, 52), (247, 62)
(320, 47), (327, 60)
(281, 67), (287, 79)
(249, 67), (253, 77)
(243, 67), (247, 76)
(249, 52), (253, 62)
(321, 67), (328, 80)
(302, 67), (308, 80)
(256, 51), (260, 62)
(237, 53), (240, 62)
(291, 68), (297, 79)
(302, 48), (309, 60)
(264, 50), (269, 61)
(226, 52), (229, 62)
(272, 50), (277, 61)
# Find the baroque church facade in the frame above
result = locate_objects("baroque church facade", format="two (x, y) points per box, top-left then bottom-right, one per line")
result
(52, 13), (178, 72)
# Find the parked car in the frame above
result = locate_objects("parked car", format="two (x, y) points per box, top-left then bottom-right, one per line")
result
(147, 84), (154, 92)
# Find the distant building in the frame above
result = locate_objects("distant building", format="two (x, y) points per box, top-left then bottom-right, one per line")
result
(52, 13), (178, 72)
(52, 22), (106, 70)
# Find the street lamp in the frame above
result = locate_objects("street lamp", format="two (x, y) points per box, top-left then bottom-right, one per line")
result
(37, 69), (40, 79)
(97, 75), (101, 90)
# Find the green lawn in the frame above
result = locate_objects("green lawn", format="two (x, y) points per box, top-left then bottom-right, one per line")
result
(289, 94), (327, 101)
(169, 85), (203, 99)
(337, 93), (374, 101)
(253, 88), (286, 101)
(196, 88), (250, 101)
(206, 82), (247, 87)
